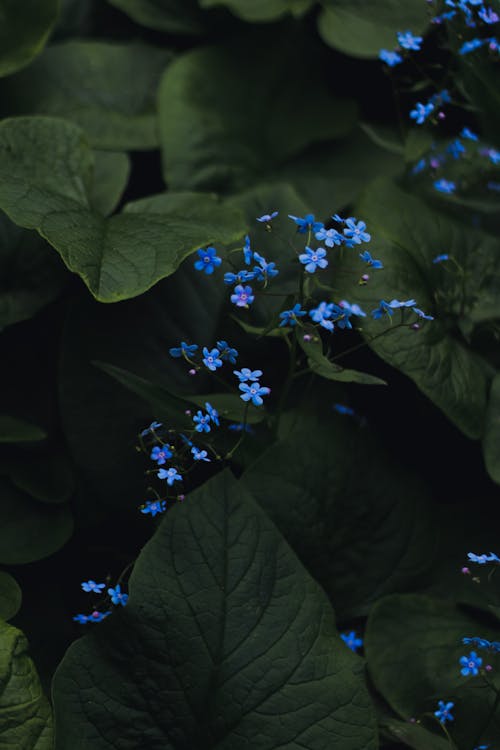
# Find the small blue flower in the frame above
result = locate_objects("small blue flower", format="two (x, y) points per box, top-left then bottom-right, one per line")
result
(288, 213), (324, 233)
(332, 214), (345, 224)
(412, 158), (427, 175)
(448, 138), (466, 159)
(309, 301), (335, 331)
(480, 147), (500, 165)
(333, 403), (355, 416)
(338, 300), (366, 319)
(461, 127), (479, 141)
(397, 30), (423, 50)
(169, 342), (198, 358)
(379, 49), (403, 66)
(479, 6), (499, 23)
(157, 467), (183, 485)
(224, 270), (255, 285)
(463, 636), (491, 650)
(231, 284), (255, 307)
(141, 500), (166, 517)
(192, 410), (211, 433)
(389, 298), (417, 309)
(73, 614), (90, 623)
(279, 303), (307, 327)
(256, 211), (278, 223)
(343, 218), (371, 245)
(194, 247), (222, 275)
(434, 179), (456, 194)
(459, 651), (482, 676)
(75, 610), (111, 624)
(239, 382), (271, 407)
(202, 347), (223, 371)
(140, 421), (162, 437)
(150, 445), (173, 465)
(430, 89), (451, 106)
(433, 254), (449, 264)
(434, 700), (454, 724)
(233, 368), (263, 382)
(341, 631), (363, 652)
(216, 341), (238, 364)
(459, 37), (485, 54)
(432, 10), (457, 24)
(81, 580), (106, 594)
(191, 446), (210, 462)
(108, 584), (128, 607)
(468, 551), (500, 564)
(228, 422), (254, 433)
(359, 250), (383, 269)
(410, 102), (434, 125)
(315, 227), (344, 247)
(205, 402), (220, 426)
(299, 246), (328, 273)
(371, 300), (394, 319)
(252, 252), (279, 280)
(243, 235), (252, 265)
(412, 307), (434, 320)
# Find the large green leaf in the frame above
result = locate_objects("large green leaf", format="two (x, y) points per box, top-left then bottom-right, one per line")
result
(381, 718), (450, 750)
(242, 410), (435, 618)
(0, 42), (171, 150)
(0, 571), (21, 621)
(158, 30), (357, 191)
(198, 0), (313, 21)
(0, 477), (73, 564)
(52, 471), (377, 749)
(89, 151), (130, 216)
(0, 0), (59, 77)
(365, 594), (500, 749)
(107, 0), (206, 33)
(317, 0), (428, 58)
(0, 117), (246, 301)
(334, 178), (494, 439)
(483, 372), (500, 484)
(0, 620), (53, 748)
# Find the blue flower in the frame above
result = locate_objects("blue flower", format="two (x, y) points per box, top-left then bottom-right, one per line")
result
(462, 636), (492, 650)
(397, 30), (423, 50)
(108, 584), (128, 607)
(359, 250), (383, 269)
(461, 127), (479, 141)
(205, 402), (220, 426)
(371, 300), (394, 319)
(310, 301), (335, 331)
(413, 307), (434, 320)
(233, 368), (263, 382)
(216, 341), (238, 364)
(410, 102), (434, 125)
(433, 254), (449, 263)
(150, 445), (173, 465)
(169, 342), (198, 358)
(448, 138), (466, 159)
(141, 500), (166, 517)
(480, 147), (500, 165)
(379, 49), (403, 66)
(343, 218), (371, 245)
(239, 381), (271, 406)
(434, 179), (456, 194)
(193, 247), (222, 275)
(243, 235), (252, 265)
(412, 158), (427, 174)
(256, 211), (278, 223)
(341, 631), (363, 652)
(73, 614), (90, 623)
(299, 246), (328, 273)
(338, 300), (366, 319)
(315, 227), (344, 247)
(191, 446), (210, 462)
(140, 421), (162, 437)
(460, 651), (482, 676)
(388, 298), (417, 309)
(202, 346), (223, 371)
(228, 422), (254, 433)
(74, 610), (111, 624)
(333, 403), (355, 416)
(81, 580), (106, 594)
(231, 284), (255, 307)
(192, 410), (211, 433)
(157, 467), (182, 485)
(479, 6), (499, 23)
(224, 270), (255, 285)
(432, 10), (457, 24)
(279, 303), (307, 327)
(332, 214), (345, 224)
(434, 700), (454, 724)
(252, 252), (279, 280)
(459, 37), (485, 54)
(430, 89), (451, 106)
(468, 551), (500, 564)
(288, 213), (323, 233)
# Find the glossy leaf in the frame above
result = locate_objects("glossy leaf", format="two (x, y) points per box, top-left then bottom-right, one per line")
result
(0, 0), (59, 77)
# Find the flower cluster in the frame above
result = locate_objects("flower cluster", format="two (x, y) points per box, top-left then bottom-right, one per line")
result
(378, 30), (423, 67)
(73, 581), (128, 624)
(409, 90), (451, 125)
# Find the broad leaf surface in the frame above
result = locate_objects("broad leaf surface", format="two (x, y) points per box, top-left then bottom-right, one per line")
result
(334, 178), (494, 438)
(318, 0), (428, 58)
(483, 372), (500, 484)
(198, 0), (313, 21)
(0, 571), (21, 621)
(0, 620), (53, 748)
(365, 594), (500, 749)
(0, 117), (245, 301)
(381, 718), (450, 750)
(0, 0), (58, 77)
(107, 0), (206, 33)
(158, 30), (356, 191)
(0, 42), (171, 150)
(89, 151), (130, 216)
(52, 471), (377, 749)
(242, 411), (435, 618)
(0, 415), (46, 443)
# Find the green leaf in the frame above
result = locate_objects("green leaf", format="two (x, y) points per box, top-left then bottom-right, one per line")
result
(52, 470), (377, 749)
(334, 178), (494, 439)
(0, 0), (59, 77)
(0, 415), (47, 443)
(242, 410), (436, 618)
(0, 571), (22, 621)
(7, 450), (75, 504)
(381, 718), (450, 750)
(198, 0), (314, 21)
(404, 129), (434, 163)
(158, 30), (357, 191)
(0, 211), (68, 330)
(0, 117), (246, 301)
(89, 152), (130, 216)
(483, 372), (500, 484)
(107, 0), (206, 34)
(317, 0), (428, 58)
(0, 620), (53, 748)
(0, 477), (73, 564)
(365, 594), (500, 749)
(0, 41), (172, 150)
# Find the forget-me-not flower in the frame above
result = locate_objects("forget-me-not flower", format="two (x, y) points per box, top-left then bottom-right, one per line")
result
(193, 247), (221, 274)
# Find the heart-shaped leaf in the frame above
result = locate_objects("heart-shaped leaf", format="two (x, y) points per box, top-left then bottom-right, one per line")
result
(0, 0), (59, 77)
(52, 470), (377, 749)
(107, 0), (206, 34)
